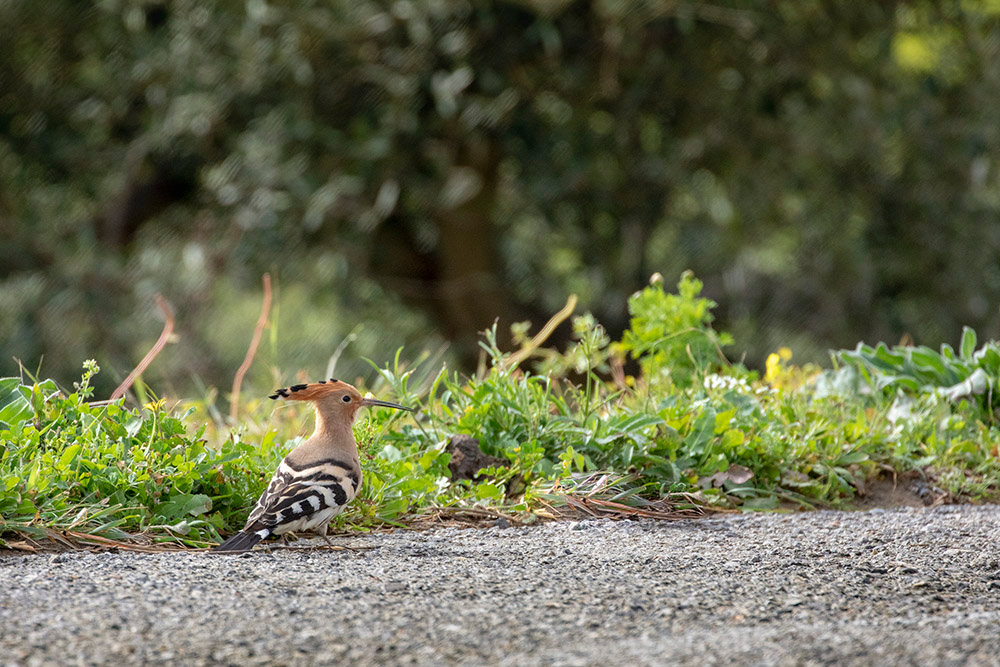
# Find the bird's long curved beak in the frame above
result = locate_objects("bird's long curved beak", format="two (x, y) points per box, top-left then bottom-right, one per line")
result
(361, 397), (414, 411)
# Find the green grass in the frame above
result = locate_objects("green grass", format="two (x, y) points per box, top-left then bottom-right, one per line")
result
(3, 273), (1000, 548)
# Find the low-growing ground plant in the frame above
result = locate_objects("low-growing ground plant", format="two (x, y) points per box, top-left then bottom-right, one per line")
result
(2, 273), (999, 548)
(836, 326), (1000, 420)
(0, 362), (275, 546)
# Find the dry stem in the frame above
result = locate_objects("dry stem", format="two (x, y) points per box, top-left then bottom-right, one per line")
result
(109, 294), (175, 402)
(230, 273), (272, 421)
(503, 293), (578, 370)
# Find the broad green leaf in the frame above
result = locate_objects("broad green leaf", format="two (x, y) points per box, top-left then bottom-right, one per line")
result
(980, 348), (1000, 375)
(946, 440), (979, 457)
(720, 428), (745, 449)
(684, 407), (716, 455)
(418, 450), (439, 471)
(615, 413), (665, 434)
(56, 444), (82, 471)
(879, 375), (919, 392)
(379, 498), (409, 519)
(872, 343), (905, 369)
(960, 326), (977, 360)
(714, 409), (736, 434)
(0, 378), (33, 428)
(474, 481), (503, 501)
(909, 348), (948, 378)
(155, 494), (211, 521)
(835, 451), (868, 465)
(26, 463), (39, 489)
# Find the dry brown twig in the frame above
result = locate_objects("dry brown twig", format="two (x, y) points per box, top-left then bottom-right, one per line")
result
(230, 273), (272, 421)
(107, 294), (175, 402)
(406, 506), (525, 530)
(503, 293), (578, 371)
(538, 493), (726, 522)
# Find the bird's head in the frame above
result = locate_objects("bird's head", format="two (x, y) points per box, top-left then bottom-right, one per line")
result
(269, 379), (412, 423)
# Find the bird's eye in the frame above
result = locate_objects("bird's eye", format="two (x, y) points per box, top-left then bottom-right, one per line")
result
(342, 395), (351, 403)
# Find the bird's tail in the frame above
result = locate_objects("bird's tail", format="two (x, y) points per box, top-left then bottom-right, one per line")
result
(213, 529), (268, 553)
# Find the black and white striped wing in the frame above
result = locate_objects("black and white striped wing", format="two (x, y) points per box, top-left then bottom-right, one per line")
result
(244, 458), (361, 536)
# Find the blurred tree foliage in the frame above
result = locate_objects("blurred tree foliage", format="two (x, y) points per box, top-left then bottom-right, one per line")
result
(2, 0), (999, 396)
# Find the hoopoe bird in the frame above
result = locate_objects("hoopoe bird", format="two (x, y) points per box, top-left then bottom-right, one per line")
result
(214, 379), (411, 552)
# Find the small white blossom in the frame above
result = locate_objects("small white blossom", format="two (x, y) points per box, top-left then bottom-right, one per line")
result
(703, 374), (751, 393)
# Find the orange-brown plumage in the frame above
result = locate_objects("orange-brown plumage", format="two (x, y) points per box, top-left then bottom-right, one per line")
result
(268, 378), (354, 402)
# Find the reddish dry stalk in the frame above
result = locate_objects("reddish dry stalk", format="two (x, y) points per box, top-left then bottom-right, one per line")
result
(230, 273), (272, 421)
(503, 293), (578, 371)
(109, 294), (175, 401)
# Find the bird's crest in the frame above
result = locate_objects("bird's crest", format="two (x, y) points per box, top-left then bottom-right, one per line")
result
(269, 379), (354, 401)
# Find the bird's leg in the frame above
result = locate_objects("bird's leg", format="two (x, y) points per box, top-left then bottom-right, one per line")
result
(317, 524), (336, 549)
(318, 524), (363, 553)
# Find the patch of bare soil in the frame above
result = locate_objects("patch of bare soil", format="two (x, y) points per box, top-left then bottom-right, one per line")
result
(849, 471), (948, 510)
(849, 469), (1000, 510)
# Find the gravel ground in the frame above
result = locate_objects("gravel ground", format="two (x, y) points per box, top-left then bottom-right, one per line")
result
(3, 504), (1000, 666)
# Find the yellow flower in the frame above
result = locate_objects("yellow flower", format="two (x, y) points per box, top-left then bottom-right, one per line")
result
(765, 347), (820, 391)
(765, 353), (782, 384)
(144, 398), (166, 412)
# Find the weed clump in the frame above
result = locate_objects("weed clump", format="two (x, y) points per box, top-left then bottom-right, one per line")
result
(2, 273), (999, 547)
